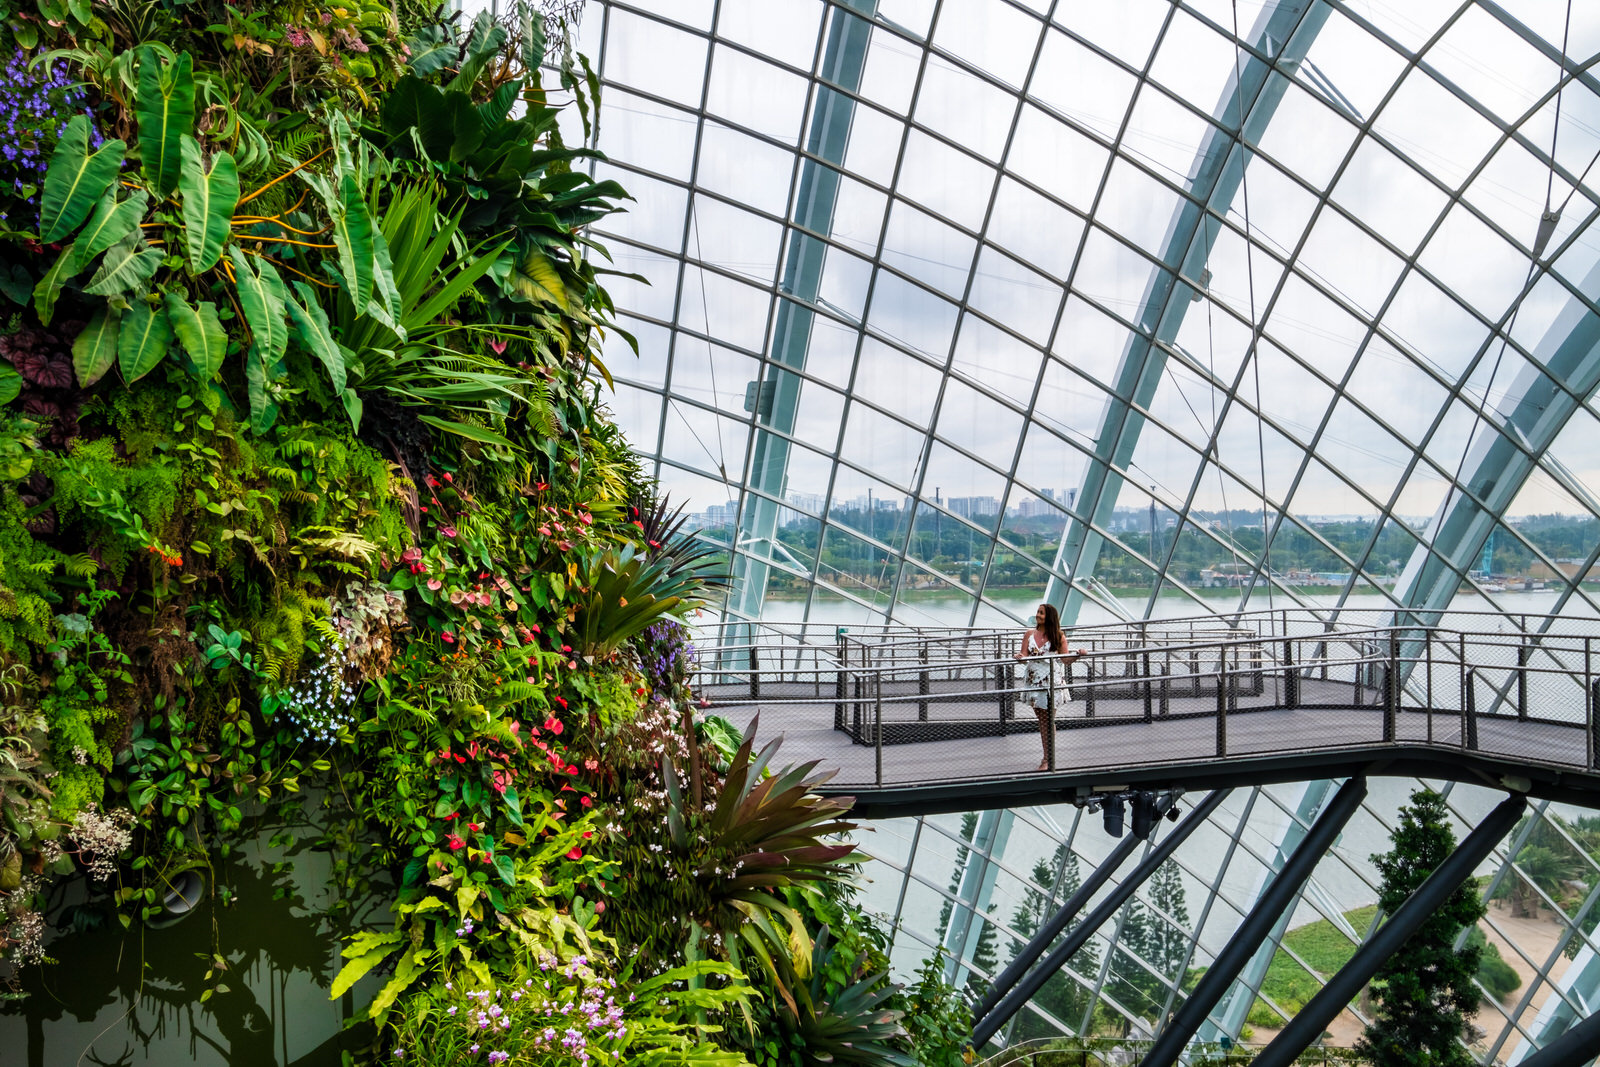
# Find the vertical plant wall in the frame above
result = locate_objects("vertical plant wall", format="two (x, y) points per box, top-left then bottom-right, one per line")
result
(0, 2), (973, 1064)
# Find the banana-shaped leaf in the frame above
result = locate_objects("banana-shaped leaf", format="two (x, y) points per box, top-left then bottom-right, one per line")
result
(285, 281), (346, 394)
(84, 233), (161, 297)
(72, 306), (122, 386)
(229, 247), (288, 361)
(32, 241), (78, 325)
(73, 188), (149, 273)
(330, 174), (375, 307)
(39, 115), (127, 243)
(0, 365), (20, 405)
(365, 221), (404, 337)
(135, 48), (195, 197)
(178, 136), (238, 273)
(165, 292), (226, 380)
(118, 302), (172, 383)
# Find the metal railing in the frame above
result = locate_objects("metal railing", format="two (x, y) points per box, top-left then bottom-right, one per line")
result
(691, 617), (1600, 790)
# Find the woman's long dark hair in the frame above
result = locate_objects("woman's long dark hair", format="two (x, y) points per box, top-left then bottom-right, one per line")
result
(1039, 603), (1065, 654)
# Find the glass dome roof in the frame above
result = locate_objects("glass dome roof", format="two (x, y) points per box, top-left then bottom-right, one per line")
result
(563, 0), (1600, 635)
(536, 0), (1600, 1057)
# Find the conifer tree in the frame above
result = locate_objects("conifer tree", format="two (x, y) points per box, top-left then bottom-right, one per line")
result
(1008, 844), (1099, 1038)
(1357, 789), (1485, 1067)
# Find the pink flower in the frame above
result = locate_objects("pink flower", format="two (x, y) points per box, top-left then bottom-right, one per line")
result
(488, 338), (507, 355)
(566, 848), (583, 860)
(427, 578), (442, 590)
(446, 834), (465, 851)
(442, 631), (456, 644)
(401, 547), (422, 563)
(442, 526), (458, 538)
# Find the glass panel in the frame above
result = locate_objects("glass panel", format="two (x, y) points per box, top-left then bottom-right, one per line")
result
(678, 266), (772, 352)
(853, 336), (943, 428)
(857, 20), (923, 116)
(815, 166), (890, 258)
(1053, 296), (1139, 390)
(691, 195), (782, 284)
(1254, 79), (1358, 192)
(967, 245), (1060, 344)
(1007, 105), (1111, 214)
(1030, 28), (1137, 143)
(924, 442), (1008, 534)
(935, 374), (1026, 462)
(697, 121), (797, 217)
(603, 241), (681, 320)
(1146, 8), (1238, 118)
(660, 403), (749, 482)
(1429, 6), (1556, 127)
(1380, 271), (1491, 382)
(866, 269), (961, 360)
(610, 315), (670, 389)
(715, 0), (822, 72)
(1075, 227), (1167, 329)
(835, 94), (906, 188)
(896, 129), (997, 232)
(667, 335), (757, 415)
(1419, 205), (1533, 325)
(597, 165), (688, 252)
(1054, 0), (1166, 69)
(1295, 206), (1406, 318)
(1296, 7), (1408, 119)
(913, 52), (1019, 162)
(1098, 158), (1188, 255)
(1372, 67), (1504, 192)
(1226, 156), (1319, 260)
(707, 45), (810, 142)
(840, 402), (925, 487)
(1344, 335), (1449, 446)
(1014, 419), (1091, 511)
(987, 176), (1086, 281)
(605, 9), (710, 104)
(881, 198), (977, 298)
(594, 90), (698, 180)
(1330, 138), (1449, 256)
(610, 382), (663, 457)
(930, 0), (1043, 88)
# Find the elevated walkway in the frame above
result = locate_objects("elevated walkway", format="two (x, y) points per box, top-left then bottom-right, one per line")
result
(693, 610), (1600, 816)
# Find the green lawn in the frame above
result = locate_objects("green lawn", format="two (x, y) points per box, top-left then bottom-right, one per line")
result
(1240, 906), (1379, 1029)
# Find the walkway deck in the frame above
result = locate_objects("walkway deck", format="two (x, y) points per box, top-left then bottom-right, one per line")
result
(694, 616), (1600, 815)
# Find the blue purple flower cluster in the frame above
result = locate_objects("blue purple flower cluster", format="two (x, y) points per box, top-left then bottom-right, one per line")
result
(637, 620), (695, 701)
(0, 48), (99, 218)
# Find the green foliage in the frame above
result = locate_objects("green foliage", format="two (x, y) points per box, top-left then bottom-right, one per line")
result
(900, 952), (974, 1067)
(1357, 790), (1485, 1067)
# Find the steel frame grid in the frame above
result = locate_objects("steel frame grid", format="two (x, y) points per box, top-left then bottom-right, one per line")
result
(582, 0), (1600, 638)
(565, 0), (1600, 1055)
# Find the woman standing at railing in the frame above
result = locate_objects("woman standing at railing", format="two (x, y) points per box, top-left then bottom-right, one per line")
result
(1017, 603), (1084, 771)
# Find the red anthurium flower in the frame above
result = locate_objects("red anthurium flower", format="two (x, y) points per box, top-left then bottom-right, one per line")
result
(447, 834), (466, 850)
(468, 822), (481, 832)
(580, 796), (592, 808)
(442, 631), (456, 644)
(566, 848), (583, 860)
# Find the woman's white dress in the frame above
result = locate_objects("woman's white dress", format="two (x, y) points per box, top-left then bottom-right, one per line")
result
(1021, 633), (1072, 712)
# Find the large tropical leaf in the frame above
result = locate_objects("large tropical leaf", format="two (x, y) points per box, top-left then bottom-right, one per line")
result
(285, 280), (347, 396)
(117, 302), (172, 383)
(229, 247), (287, 361)
(83, 234), (161, 298)
(178, 135), (238, 273)
(245, 350), (279, 433)
(135, 48), (196, 197)
(39, 115), (127, 243)
(72, 188), (148, 272)
(330, 173), (375, 307)
(32, 241), (78, 325)
(72, 306), (121, 386)
(165, 292), (226, 380)
(508, 246), (571, 312)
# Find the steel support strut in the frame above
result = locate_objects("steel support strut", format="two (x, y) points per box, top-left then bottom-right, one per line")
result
(971, 795), (1177, 1022)
(1141, 777), (1369, 1067)
(1251, 793), (1529, 1067)
(1517, 1008), (1600, 1067)
(970, 790), (1232, 1047)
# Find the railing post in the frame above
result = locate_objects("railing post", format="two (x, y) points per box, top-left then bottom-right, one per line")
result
(835, 628), (848, 730)
(1517, 643), (1528, 721)
(1283, 639), (1298, 709)
(874, 672), (883, 786)
(1143, 651), (1154, 723)
(1217, 651), (1228, 757)
(1047, 656), (1057, 772)
(1425, 631), (1434, 745)
(750, 643), (760, 701)
(1465, 668), (1478, 751)
(1590, 679), (1599, 772)
(1384, 632), (1398, 743)
(919, 640), (929, 721)
(1085, 658), (1096, 718)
